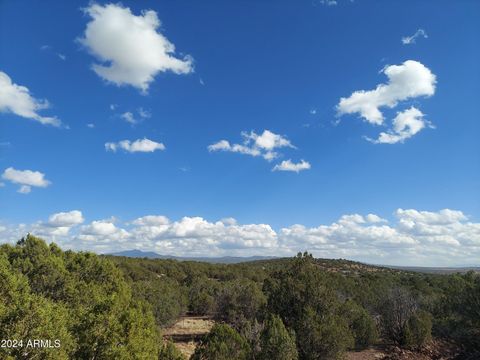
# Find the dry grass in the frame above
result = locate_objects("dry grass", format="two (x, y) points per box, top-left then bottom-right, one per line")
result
(174, 341), (198, 358)
(163, 316), (215, 358)
(163, 316), (214, 336)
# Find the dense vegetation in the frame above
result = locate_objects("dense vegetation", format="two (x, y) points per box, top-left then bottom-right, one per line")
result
(1, 235), (479, 359)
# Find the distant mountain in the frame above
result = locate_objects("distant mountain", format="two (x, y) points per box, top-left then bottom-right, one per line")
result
(108, 249), (170, 259)
(107, 249), (277, 264)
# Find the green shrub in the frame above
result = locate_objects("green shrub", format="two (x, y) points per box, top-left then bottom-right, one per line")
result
(341, 300), (377, 349)
(403, 310), (432, 349)
(159, 340), (186, 360)
(297, 307), (354, 360)
(191, 323), (250, 360)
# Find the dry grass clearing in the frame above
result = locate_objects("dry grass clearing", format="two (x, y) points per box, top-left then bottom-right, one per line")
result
(163, 316), (215, 358)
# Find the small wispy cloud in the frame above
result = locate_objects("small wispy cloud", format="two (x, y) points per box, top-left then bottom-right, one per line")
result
(120, 108), (151, 125)
(313, 0), (337, 6)
(273, 159), (311, 173)
(402, 29), (428, 45)
(40, 45), (67, 61)
(121, 112), (137, 125)
(137, 107), (151, 119)
(105, 138), (165, 153)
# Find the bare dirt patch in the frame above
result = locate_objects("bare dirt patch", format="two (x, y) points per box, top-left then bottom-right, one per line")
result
(163, 315), (215, 358)
(346, 340), (463, 360)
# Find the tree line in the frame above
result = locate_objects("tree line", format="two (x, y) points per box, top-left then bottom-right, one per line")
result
(1, 235), (479, 359)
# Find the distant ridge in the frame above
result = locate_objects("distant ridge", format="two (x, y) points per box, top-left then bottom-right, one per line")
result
(107, 250), (479, 271)
(106, 249), (277, 264)
(383, 265), (480, 274)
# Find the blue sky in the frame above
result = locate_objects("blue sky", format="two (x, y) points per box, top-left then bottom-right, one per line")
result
(0, 0), (479, 265)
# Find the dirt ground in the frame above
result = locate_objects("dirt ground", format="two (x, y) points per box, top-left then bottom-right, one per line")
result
(346, 340), (463, 360)
(346, 348), (387, 360)
(163, 316), (215, 358)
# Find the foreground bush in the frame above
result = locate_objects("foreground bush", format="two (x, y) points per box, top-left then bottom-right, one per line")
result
(403, 310), (432, 348)
(0, 235), (161, 360)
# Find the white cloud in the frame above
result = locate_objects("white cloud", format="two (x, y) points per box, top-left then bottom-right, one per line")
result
(128, 216), (279, 255)
(18, 185), (32, 194)
(0, 71), (61, 126)
(208, 130), (295, 161)
(121, 111), (136, 124)
(2, 167), (51, 194)
(397, 209), (467, 226)
(208, 140), (231, 152)
(132, 215), (170, 226)
(368, 107), (432, 144)
(78, 219), (130, 242)
(105, 138), (165, 153)
(137, 107), (151, 119)
(313, 0), (337, 6)
(0, 210), (84, 240)
(273, 159), (311, 173)
(87, 123), (95, 128)
(2, 209), (478, 266)
(120, 108), (151, 124)
(246, 130), (295, 151)
(337, 60), (437, 144)
(402, 29), (428, 45)
(48, 210), (84, 227)
(322, 0), (337, 6)
(79, 3), (193, 92)
(365, 214), (387, 223)
(337, 60), (436, 125)
(40, 45), (67, 61)
(395, 209), (474, 247)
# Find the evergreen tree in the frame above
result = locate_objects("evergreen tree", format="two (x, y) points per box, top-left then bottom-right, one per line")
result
(0, 236), (162, 360)
(263, 253), (353, 359)
(259, 314), (298, 360)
